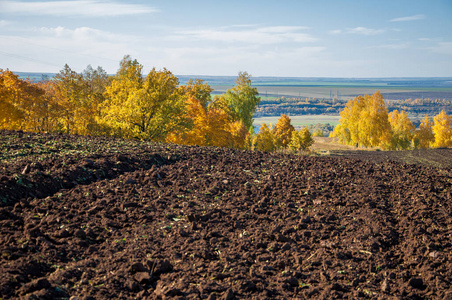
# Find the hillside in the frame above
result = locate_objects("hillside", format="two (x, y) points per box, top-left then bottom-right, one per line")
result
(1, 130), (451, 299)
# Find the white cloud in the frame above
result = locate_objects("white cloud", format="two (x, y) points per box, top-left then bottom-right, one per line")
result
(390, 14), (425, 22)
(142, 45), (327, 76)
(347, 27), (385, 35)
(0, 26), (139, 72)
(0, 20), (11, 27)
(170, 26), (317, 45)
(37, 26), (128, 42)
(328, 29), (342, 35)
(429, 42), (452, 56)
(370, 43), (410, 50)
(2, 0), (157, 17)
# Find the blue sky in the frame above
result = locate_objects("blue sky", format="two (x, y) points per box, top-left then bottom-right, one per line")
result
(0, 0), (451, 77)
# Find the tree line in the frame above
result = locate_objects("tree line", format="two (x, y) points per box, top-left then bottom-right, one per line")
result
(1, 56), (314, 151)
(331, 91), (452, 149)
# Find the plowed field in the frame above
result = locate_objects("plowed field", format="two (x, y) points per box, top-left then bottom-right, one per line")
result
(1, 130), (451, 299)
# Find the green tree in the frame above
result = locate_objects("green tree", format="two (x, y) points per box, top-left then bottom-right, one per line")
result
(220, 71), (261, 132)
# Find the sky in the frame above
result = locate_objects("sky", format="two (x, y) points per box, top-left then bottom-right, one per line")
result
(0, 0), (451, 77)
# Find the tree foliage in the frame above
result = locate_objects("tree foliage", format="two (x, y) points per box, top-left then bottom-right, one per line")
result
(0, 69), (45, 131)
(253, 123), (277, 152)
(166, 80), (250, 148)
(332, 91), (391, 149)
(50, 64), (109, 135)
(273, 114), (295, 148)
(414, 115), (435, 149)
(289, 127), (314, 151)
(432, 110), (452, 148)
(220, 71), (261, 132)
(388, 110), (415, 150)
(101, 56), (184, 140)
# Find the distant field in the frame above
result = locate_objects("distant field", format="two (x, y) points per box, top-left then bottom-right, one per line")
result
(213, 85), (452, 101)
(254, 115), (340, 130)
(16, 72), (452, 101)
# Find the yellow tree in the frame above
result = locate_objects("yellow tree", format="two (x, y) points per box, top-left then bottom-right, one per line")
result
(432, 110), (452, 148)
(289, 127), (314, 151)
(331, 95), (366, 145)
(358, 91), (391, 148)
(81, 65), (110, 135)
(414, 115), (434, 149)
(388, 110), (415, 150)
(253, 123), (277, 152)
(102, 56), (185, 140)
(33, 80), (61, 132)
(332, 91), (391, 148)
(52, 64), (87, 134)
(273, 114), (295, 148)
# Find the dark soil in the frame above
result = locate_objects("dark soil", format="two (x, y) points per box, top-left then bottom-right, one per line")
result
(1, 130), (452, 299)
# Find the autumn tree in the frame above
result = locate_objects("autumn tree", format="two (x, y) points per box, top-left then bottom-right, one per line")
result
(0, 69), (45, 131)
(432, 110), (452, 148)
(51, 64), (109, 135)
(289, 127), (314, 151)
(273, 114), (295, 148)
(219, 71), (260, 132)
(331, 95), (366, 145)
(332, 91), (391, 148)
(101, 56), (185, 140)
(167, 79), (249, 148)
(253, 123), (277, 152)
(388, 110), (415, 150)
(414, 115), (434, 149)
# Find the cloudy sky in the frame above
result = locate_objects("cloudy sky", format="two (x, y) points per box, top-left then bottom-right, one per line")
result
(1, 0), (451, 77)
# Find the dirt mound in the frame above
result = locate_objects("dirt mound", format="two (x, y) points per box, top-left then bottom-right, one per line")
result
(1, 130), (452, 299)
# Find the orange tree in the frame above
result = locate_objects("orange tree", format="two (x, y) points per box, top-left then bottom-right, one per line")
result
(167, 79), (249, 148)
(0, 69), (45, 131)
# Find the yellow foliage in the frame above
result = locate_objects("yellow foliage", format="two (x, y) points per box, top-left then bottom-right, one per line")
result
(253, 123), (277, 152)
(414, 115), (434, 149)
(0, 69), (46, 131)
(432, 110), (452, 148)
(167, 95), (249, 149)
(388, 110), (415, 150)
(289, 127), (314, 151)
(332, 91), (391, 148)
(273, 114), (295, 148)
(101, 57), (184, 140)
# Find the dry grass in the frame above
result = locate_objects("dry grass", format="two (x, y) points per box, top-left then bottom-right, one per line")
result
(311, 137), (376, 154)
